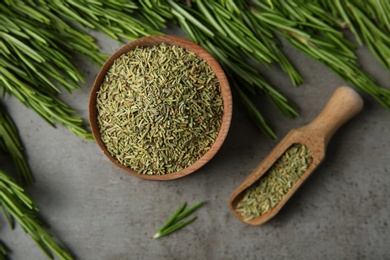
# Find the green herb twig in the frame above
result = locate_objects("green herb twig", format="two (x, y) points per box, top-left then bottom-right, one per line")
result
(0, 2), (96, 140)
(47, 0), (159, 42)
(0, 65), (94, 141)
(317, 0), (390, 71)
(0, 4), (85, 93)
(0, 102), (33, 185)
(199, 0), (303, 86)
(137, 0), (175, 30)
(152, 201), (203, 239)
(0, 240), (7, 259)
(231, 79), (276, 139)
(251, 0), (390, 110)
(0, 170), (73, 260)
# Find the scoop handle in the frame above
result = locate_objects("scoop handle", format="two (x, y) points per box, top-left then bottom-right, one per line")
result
(300, 86), (364, 144)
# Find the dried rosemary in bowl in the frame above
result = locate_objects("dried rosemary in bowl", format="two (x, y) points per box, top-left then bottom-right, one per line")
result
(96, 43), (223, 175)
(236, 144), (313, 221)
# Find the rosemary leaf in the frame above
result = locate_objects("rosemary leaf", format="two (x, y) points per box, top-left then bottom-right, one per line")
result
(251, 0), (390, 110)
(153, 216), (197, 239)
(0, 240), (7, 258)
(0, 170), (73, 260)
(157, 202), (187, 234)
(152, 201), (203, 239)
(175, 201), (204, 221)
(167, 0), (214, 37)
(0, 65), (94, 140)
(0, 102), (33, 185)
(315, 0), (390, 71)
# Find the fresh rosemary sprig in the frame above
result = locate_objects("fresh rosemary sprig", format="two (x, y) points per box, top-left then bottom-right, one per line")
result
(47, 0), (160, 42)
(0, 101), (71, 258)
(200, 0), (303, 86)
(0, 2), (96, 140)
(251, 0), (390, 109)
(0, 170), (73, 260)
(366, 0), (390, 32)
(231, 78), (277, 139)
(316, 0), (390, 71)
(137, 0), (175, 30)
(195, 0), (277, 64)
(0, 240), (7, 259)
(0, 65), (94, 140)
(152, 202), (203, 239)
(0, 102), (33, 185)
(216, 0), (303, 86)
(0, 16), (81, 94)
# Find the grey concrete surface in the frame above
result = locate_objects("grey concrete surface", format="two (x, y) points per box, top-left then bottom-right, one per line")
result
(2, 28), (390, 259)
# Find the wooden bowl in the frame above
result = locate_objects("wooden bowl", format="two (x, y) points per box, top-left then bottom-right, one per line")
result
(89, 35), (232, 180)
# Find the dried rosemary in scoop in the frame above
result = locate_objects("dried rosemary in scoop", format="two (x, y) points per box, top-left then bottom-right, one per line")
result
(236, 144), (313, 221)
(96, 43), (223, 175)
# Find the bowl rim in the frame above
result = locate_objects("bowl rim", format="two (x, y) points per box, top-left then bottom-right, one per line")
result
(89, 35), (233, 180)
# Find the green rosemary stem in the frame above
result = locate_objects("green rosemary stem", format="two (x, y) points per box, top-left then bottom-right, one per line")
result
(30, 3), (108, 66)
(137, 0), (174, 29)
(0, 102), (33, 185)
(157, 202), (187, 234)
(1, 1), (99, 140)
(189, 0), (303, 86)
(318, 0), (390, 71)
(0, 170), (73, 260)
(367, 0), (390, 33)
(0, 240), (7, 259)
(0, 3), (94, 93)
(194, 0), (277, 64)
(216, 0), (303, 86)
(47, 0), (160, 42)
(0, 65), (94, 141)
(231, 80), (277, 139)
(175, 201), (204, 220)
(152, 202), (203, 239)
(251, 0), (390, 110)
(153, 216), (197, 239)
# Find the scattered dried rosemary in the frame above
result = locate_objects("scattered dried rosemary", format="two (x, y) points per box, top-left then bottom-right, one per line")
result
(96, 43), (223, 175)
(236, 143), (313, 221)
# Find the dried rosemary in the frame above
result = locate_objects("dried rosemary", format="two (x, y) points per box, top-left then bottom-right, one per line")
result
(236, 143), (313, 221)
(96, 44), (223, 175)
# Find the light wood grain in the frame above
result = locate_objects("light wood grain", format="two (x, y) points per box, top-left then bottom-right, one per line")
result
(229, 86), (364, 225)
(89, 35), (232, 181)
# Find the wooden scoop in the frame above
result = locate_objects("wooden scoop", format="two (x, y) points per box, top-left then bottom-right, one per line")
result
(229, 86), (364, 225)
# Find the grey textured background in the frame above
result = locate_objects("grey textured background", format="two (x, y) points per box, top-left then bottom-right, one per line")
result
(2, 28), (390, 259)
